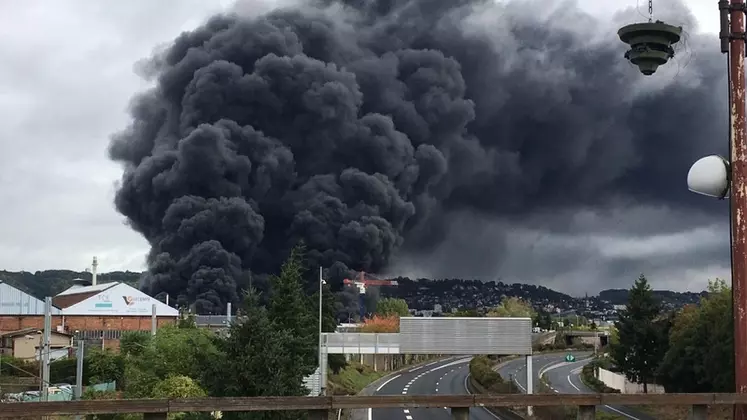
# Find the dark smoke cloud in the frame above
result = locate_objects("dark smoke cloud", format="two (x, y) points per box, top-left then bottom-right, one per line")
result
(110, 0), (727, 312)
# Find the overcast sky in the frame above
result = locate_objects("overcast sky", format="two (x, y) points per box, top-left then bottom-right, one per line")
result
(0, 0), (726, 295)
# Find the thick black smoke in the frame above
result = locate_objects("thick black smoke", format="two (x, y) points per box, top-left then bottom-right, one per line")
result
(110, 0), (727, 312)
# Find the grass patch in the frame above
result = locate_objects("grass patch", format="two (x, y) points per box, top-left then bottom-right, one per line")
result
(327, 362), (386, 395)
(578, 359), (620, 394)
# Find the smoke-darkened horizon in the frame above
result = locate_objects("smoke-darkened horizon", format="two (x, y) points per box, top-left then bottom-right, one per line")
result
(109, 0), (728, 312)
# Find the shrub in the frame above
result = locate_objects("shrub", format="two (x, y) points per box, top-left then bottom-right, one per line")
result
(580, 360), (620, 394)
(469, 355), (513, 393)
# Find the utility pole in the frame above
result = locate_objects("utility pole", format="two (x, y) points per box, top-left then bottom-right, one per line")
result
(41, 297), (51, 402)
(74, 340), (84, 420)
(151, 303), (157, 336)
(318, 267), (326, 396)
(720, 2), (747, 418)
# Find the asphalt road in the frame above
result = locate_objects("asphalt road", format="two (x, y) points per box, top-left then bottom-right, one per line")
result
(368, 347), (650, 420)
(370, 357), (504, 420)
(494, 351), (591, 393)
(542, 358), (655, 420)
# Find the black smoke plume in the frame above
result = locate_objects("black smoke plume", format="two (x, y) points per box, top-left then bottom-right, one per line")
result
(110, 0), (727, 313)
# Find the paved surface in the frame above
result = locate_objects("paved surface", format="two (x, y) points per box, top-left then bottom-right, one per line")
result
(495, 352), (590, 393)
(370, 357), (504, 420)
(542, 358), (655, 420)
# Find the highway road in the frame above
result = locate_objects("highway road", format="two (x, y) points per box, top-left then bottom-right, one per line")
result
(494, 351), (590, 393)
(370, 357), (504, 420)
(368, 345), (653, 420)
(539, 357), (655, 420)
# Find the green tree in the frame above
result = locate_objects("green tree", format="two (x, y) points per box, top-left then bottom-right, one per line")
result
(177, 310), (198, 329)
(123, 326), (220, 397)
(658, 279), (733, 392)
(535, 311), (553, 330)
(207, 289), (309, 420)
(152, 375), (207, 398)
(487, 296), (536, 318)
(266, 244), (317, 378)
(86, 349), (125, 387)
(375, 298), (409, 317)
(119, 331), (152, 357)
(152, 376), (209, 420)
(611, 274), (665, 393)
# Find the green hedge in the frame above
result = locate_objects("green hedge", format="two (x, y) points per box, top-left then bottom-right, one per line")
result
(580, 360), (620, 394)
(468, 355), (514, 393)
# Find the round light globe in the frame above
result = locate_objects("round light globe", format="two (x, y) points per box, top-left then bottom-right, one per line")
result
(687, 155), (730, 199)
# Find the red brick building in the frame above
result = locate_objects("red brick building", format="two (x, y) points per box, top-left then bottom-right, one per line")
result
(0, 280), (177, 350)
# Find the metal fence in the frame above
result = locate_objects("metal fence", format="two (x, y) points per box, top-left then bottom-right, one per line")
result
(73, 330), (125, 340)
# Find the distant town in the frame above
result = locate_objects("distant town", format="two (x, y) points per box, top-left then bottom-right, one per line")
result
(0, 269), (707, 328)
(378, 277), (706, 325)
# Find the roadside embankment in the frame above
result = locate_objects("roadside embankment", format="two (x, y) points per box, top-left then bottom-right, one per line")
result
(343, 355), (445, 420)
(466, 355), (526, 420)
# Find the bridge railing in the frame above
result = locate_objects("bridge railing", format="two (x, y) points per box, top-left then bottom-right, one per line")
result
(322, 332), (400, 354)
(0, 393), (743, 420)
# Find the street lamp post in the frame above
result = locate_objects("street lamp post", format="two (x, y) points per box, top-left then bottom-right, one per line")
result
(687, 2), (747, 417)
(318, 267), (327, 396)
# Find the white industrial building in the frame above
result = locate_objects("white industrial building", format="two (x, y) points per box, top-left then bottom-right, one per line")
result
(53, 282), (178, 317)
(0, 281), (62, 315)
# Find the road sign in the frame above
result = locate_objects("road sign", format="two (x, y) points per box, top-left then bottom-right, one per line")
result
(565, 354), (576, 362)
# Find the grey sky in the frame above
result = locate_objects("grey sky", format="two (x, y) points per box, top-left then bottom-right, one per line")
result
(0, 0), (727, 295)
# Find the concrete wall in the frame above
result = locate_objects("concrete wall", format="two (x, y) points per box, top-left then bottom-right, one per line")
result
(597, 367), (665, 394)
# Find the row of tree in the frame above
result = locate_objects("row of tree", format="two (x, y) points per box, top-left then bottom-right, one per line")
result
(72, 245), (337, 420)
(612, 275), (732, 392)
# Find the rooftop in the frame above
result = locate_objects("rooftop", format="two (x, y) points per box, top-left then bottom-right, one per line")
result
(53, 282), (119, 309)
(56, 282), (117, 296)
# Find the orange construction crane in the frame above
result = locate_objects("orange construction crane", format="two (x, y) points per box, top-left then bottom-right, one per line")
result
(343, 272), (398, 320)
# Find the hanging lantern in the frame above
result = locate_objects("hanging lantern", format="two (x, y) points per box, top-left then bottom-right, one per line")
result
(618, 20), (682, 76)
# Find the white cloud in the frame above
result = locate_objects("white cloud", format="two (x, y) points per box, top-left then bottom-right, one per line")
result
(0, 1), (234, 272)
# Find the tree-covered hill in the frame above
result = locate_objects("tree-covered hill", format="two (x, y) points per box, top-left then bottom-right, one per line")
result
(598, 288), (706, 306)
(0, 270), (141, 298)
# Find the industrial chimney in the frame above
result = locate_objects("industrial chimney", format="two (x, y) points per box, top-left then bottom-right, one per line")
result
(91, 256), (98, 286)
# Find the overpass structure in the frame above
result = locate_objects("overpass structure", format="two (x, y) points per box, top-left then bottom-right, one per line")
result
(312, 316), (535, 413)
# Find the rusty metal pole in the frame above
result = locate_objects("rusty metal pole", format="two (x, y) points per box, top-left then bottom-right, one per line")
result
(725, 1), (747, 419)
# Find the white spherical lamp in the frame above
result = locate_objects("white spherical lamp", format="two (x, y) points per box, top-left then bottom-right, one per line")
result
(687, 155), (730, 199)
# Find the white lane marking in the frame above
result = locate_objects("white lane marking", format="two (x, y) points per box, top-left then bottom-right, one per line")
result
(435, 388), (438, 392)
(403, 410), (409, 414)
(405, 416), (412, 420)
(564, 364), (642, 420)
(401, 391), (407, 394)
(367, 408), (371, 420)
(375, 374), (401, 392)
(463, 373), (504, 420)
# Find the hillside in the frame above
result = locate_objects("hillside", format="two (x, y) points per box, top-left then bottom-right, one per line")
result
(0, 269), (705, 313)
(0, 270), (141, 298)
(598, 288), (706, 306)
